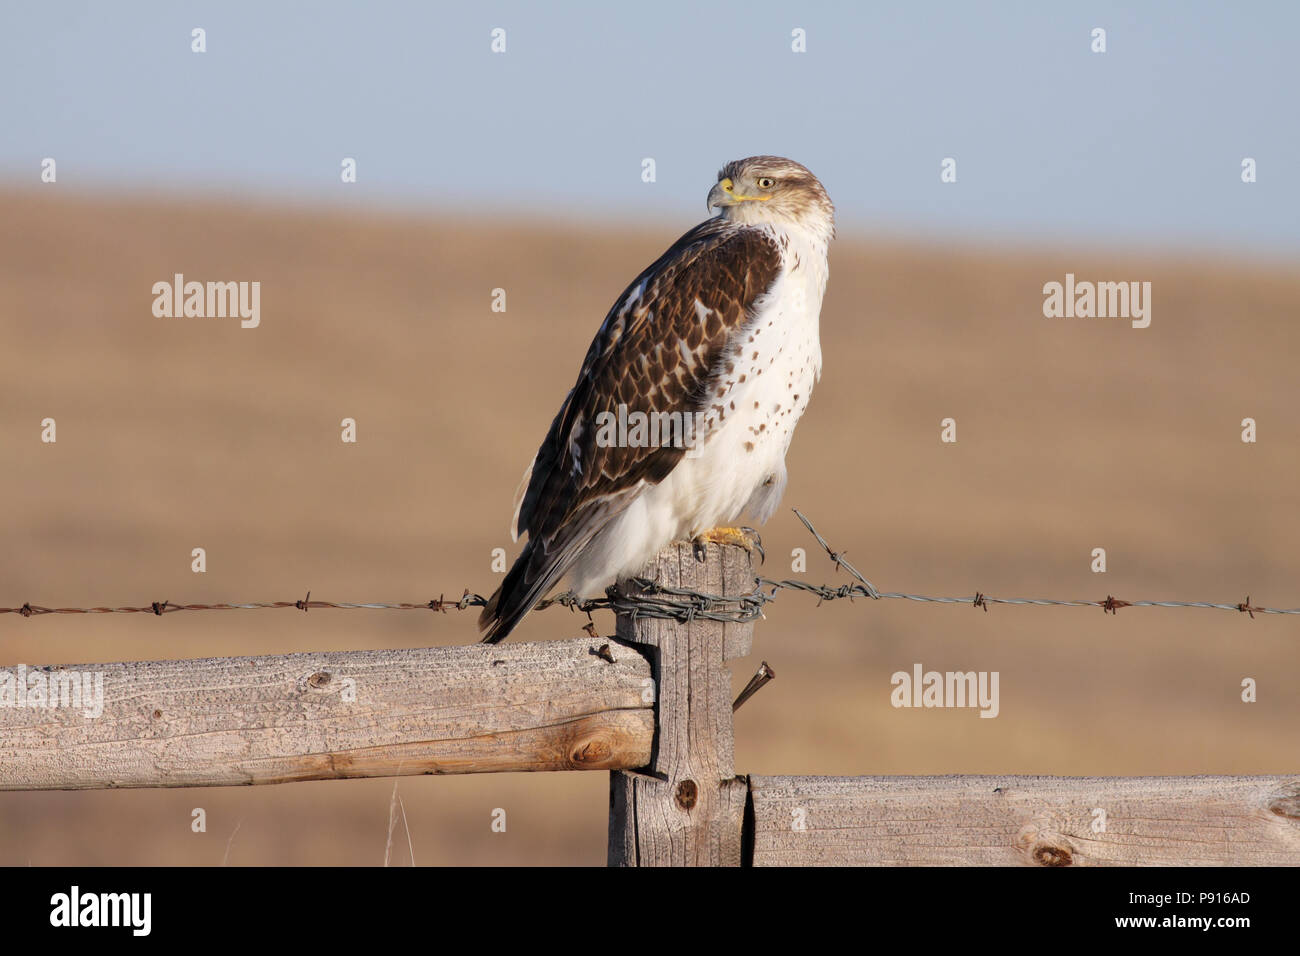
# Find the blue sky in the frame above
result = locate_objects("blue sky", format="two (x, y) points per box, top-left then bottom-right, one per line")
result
(2, 1), (1296, 253)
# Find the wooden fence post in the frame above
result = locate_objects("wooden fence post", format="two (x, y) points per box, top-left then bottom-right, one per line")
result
(607, 541), (754, 866)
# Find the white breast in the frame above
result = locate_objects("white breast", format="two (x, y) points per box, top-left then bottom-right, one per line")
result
(567, 225), (830, 597)
(693, 226), (825, 495)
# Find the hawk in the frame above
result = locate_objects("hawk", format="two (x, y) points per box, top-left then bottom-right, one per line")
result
(480, 156), (834, 643)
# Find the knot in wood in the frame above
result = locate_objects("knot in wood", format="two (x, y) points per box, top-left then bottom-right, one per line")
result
(1032, 842), (1074, 867)
(571, 737), (611, 766)
(675, 779), (698, 810)
(1268, 784), (1300, 820)
(306, 670), (332, 688)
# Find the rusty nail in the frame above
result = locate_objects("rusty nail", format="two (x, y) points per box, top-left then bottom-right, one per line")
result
(733, 661), (776, 712)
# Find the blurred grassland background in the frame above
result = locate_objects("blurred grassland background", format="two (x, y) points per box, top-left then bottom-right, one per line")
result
(1, 189), (1297, 864)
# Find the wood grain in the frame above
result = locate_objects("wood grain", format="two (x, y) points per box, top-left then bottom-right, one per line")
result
(749, 774), (1300, 866)
(609, 541), (751, 866)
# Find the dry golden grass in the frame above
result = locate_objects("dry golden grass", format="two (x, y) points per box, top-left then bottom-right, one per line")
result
(1, 188), (1297, 865)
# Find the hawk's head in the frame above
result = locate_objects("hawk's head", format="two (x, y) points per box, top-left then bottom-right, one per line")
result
(707, 156), (835, 241)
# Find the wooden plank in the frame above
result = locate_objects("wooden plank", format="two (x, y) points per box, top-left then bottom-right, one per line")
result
(749, 774), (1300, 866)
(609, 541), (752, 866)
(0, 639), (653, 789)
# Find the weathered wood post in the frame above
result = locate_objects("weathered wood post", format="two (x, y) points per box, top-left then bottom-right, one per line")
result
(607, 541), (754, 866)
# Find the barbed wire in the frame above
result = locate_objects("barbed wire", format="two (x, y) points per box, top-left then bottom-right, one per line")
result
(2, 511), (1297, 625)
(0, 583), (769, 626)
(769, 510), (1300, 618)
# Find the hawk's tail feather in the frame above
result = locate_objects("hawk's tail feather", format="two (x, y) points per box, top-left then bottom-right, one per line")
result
(478, 519), (601, 644)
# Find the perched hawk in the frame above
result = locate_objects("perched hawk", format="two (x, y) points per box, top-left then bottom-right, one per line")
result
(480, 156), (834, 643)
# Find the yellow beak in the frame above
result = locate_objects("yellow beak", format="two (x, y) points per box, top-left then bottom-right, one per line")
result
(708, 177), (772, 210)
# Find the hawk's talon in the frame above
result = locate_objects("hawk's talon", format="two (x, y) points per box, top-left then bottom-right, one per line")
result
(691, 526), (765, 564)
(732, 527), (766, 565)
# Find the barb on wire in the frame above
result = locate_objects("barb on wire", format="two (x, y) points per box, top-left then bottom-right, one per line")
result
(3, 511), (1298, 625)
(792, 509), (879, 598)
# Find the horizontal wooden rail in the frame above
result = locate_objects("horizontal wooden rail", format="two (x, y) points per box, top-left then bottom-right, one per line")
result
(748, 774), (1300, 866)
(0, 639), (654, 789)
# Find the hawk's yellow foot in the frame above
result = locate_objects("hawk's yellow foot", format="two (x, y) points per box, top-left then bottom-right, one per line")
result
(691, 526), (765, 564)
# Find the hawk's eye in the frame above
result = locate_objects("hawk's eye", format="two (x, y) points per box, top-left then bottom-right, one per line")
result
(757, 177), (776, 189)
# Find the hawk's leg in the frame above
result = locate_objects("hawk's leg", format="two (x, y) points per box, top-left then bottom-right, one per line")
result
(691, 526), (764, 564)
